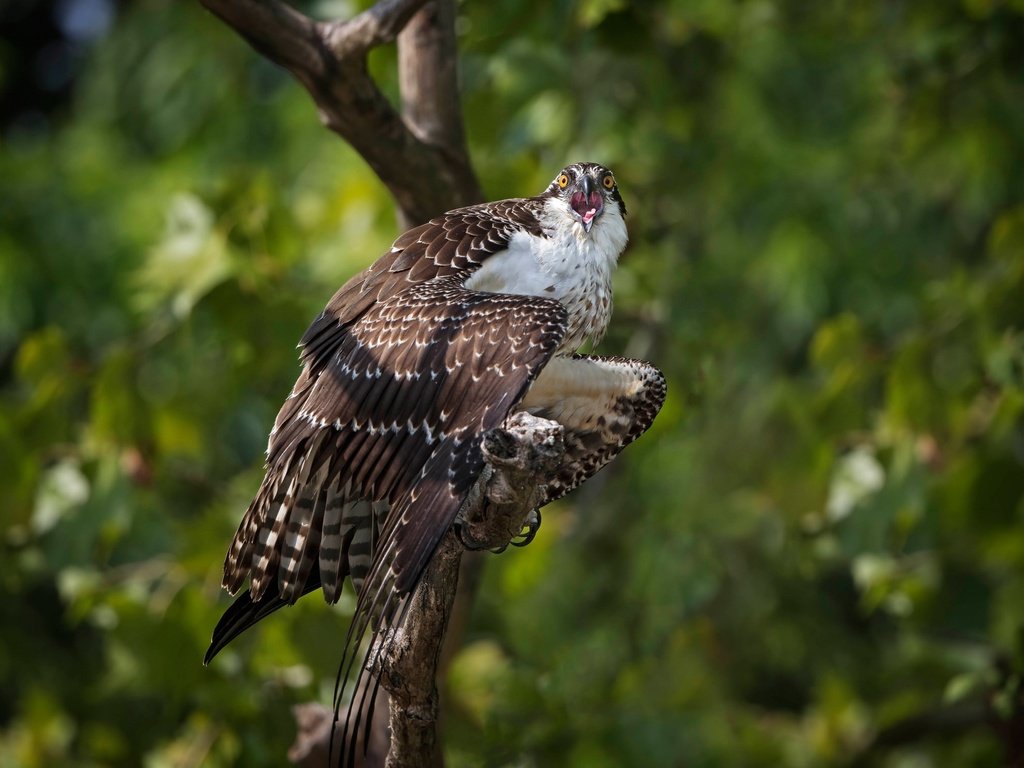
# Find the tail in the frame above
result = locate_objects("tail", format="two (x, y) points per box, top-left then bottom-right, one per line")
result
(204, 572), (322, 665)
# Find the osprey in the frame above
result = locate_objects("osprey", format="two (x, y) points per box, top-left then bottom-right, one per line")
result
(206, 162), (665, 752)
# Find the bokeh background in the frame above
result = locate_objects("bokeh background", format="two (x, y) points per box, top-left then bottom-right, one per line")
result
(3, 0), (1024, 765)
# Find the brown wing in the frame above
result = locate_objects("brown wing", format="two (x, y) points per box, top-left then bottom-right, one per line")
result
(276, 277), (565, 594)
(219, 197), (559, 608)
(299, 198), (544, 368)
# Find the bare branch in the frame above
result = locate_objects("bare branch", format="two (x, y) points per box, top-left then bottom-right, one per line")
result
(456, 413), (566, 548)
(324, 0), (427, 57)
(395, 1), (480, 214)
(375, 540), (457, 768)
(198, 0), (482, 225)
(199, 0), (326, 75)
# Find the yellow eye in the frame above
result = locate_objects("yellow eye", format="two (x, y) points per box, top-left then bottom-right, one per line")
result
(602, 174), (615, 190)
(557, 173), (570, 189)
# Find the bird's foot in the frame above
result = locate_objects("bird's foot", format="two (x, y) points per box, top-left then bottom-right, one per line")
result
(454, 508), (542, 553)
(454, 520), (491, 552)
(487, 509), (542, 553)
(510, 508), (541, 548)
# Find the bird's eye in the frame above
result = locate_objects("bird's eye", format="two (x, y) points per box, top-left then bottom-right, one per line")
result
(602, 174), (615, 190)
(557, 173), (570, 189)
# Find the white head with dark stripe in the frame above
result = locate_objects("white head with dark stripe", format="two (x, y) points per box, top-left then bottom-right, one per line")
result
(543, 162), (627, 235)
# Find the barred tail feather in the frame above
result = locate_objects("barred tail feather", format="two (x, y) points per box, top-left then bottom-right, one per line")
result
(276, 435), (330, 602)
(222, 472), (278, 595)
(319, 478), (350, 603)
(248, 471), (297, 602)
(281, 482), (326, 603)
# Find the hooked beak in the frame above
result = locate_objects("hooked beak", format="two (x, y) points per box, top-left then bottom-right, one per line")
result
(569, 175), (604, 233)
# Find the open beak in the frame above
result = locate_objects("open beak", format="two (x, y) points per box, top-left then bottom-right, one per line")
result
(570, 175), (604, 233)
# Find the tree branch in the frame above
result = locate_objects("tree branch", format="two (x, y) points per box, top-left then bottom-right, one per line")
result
(197, 0), (483, 225)
(199, 0), (326, 74)
(324, 0), (427, 57)
(396, 2), (480, 215)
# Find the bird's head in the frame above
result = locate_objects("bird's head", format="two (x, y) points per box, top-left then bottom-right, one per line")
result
(545, 162), (626, 234)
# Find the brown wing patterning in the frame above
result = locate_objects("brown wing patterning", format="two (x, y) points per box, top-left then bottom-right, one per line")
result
(221, 195), (562, 606)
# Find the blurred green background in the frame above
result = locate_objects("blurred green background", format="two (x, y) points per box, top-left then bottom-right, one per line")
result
(3, 0), (1024, 765)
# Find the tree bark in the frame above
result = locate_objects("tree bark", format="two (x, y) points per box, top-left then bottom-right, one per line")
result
(396, 2), (480, 226)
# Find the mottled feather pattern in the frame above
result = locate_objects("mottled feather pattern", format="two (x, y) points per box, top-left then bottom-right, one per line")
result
(222, 283), (568, 603)
(221, 198), (554, 603)
(299, 198), (544, 366)
(527, 355), (667, 505)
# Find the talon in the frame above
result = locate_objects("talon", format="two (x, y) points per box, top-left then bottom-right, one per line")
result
(456, 509), (542, 553)
(511, 509), (541, 548)
(455, 521), (492, 552)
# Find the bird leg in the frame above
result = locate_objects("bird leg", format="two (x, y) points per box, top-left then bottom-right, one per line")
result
(456, 355), (664, 552)
(454, 411), (564, 552)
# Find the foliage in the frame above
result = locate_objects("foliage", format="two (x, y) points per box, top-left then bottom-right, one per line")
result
(2, 0), (1024, 765)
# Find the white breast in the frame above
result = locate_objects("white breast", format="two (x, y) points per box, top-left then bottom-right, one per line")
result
(464, 197), (627, 351)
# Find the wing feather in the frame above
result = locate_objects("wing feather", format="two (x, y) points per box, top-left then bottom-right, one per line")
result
(319, 477), (350, 602)
(521, 354), (667, 505)
(218, 195), (558, 598)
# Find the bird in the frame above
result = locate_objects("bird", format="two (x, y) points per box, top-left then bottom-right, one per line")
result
(205, 161), (666, 760)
